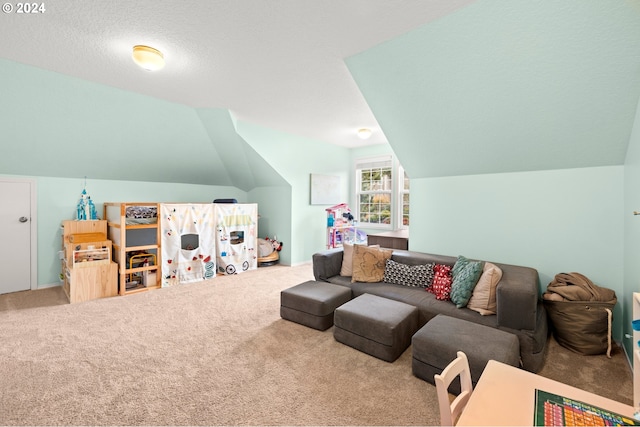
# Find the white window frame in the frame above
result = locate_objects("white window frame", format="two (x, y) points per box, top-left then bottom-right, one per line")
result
(354, 155), (393, 229)
(354, 155), (410, 230)
(398, 165), (410, 230)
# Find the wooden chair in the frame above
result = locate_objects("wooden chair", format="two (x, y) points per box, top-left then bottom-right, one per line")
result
(434, 351), (473, 426)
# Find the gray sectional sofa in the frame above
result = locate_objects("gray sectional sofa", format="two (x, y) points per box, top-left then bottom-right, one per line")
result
(312, 247), (549, 372)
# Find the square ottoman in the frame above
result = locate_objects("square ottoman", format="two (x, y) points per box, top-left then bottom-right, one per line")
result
(412, 314), (520, 394)
(280, 280), (352, 331)
(334, 293), (420, 362)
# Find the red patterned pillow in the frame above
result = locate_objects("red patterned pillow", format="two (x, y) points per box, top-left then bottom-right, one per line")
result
(427, 264), (453, 301)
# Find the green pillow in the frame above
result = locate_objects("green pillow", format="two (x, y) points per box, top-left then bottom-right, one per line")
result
(450, 256), (484, 308)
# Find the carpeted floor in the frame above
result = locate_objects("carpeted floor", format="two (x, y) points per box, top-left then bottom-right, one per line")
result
(0, 263), (633, 426)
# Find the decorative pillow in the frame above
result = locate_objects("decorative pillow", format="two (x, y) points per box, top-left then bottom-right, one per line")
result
(467, 262), (503, 315)
(383, 259), (435, 288)
(340, 243), (355, 276)
(450, 255), (484, 308)
(351, 245), (393, 283)
(340, 243), (379, 276)
(427, 264), (453, 301)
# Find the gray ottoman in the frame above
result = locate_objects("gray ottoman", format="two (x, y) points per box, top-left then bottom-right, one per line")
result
(334, 293), (420, 362)
(280, 280), (352, 331)
(412, 314), (520, 393)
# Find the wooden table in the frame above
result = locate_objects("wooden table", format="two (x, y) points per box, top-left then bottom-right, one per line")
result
(457, 360), (637, 426)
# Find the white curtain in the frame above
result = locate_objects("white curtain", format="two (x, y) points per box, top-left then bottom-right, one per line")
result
(161, 204), (216, 286)
(214, 203), (258, 275)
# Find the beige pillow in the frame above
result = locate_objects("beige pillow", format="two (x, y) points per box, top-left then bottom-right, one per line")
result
(467, 262), (503, 315)
(351, 245), (393, 283)
(340, 243), (355, 276)
(341, 243), (379, 276)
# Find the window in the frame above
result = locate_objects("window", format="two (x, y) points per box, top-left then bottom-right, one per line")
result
(355, 156), (409, 229)
(400, 167), (410, 227)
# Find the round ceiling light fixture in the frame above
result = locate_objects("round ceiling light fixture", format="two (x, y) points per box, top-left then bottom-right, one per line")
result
(357, 128), (372, 140)
(132, 45), (165, 71)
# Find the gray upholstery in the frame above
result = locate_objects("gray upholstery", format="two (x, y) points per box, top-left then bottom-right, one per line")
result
(280, 280), (352, 331)
(334, 293), (420, 362)
(312, 247), (548, 372)
(412, 315), (520, 394)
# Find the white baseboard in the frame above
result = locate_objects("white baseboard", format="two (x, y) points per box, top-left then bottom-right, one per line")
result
(38, 282), (62, 290)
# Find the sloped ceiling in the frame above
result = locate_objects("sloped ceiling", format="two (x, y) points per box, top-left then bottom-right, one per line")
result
(0, 59), (285, 190)
(195, 109), (287, 190)
(0, 0), (475, 148)
(3, 1), (640, 186)
(346, 0), (640, 179)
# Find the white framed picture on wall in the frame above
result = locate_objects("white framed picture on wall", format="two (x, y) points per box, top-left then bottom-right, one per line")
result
(310, 174), (341, 205)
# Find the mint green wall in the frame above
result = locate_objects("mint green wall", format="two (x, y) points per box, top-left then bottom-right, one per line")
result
(410, 166), (625, 339)
(236, 121), (350, 265)
(19, 175), (245, 286)
(623, 95), (640, 361)
(0, 58), (292, 278)
(248, 186), (292, 265)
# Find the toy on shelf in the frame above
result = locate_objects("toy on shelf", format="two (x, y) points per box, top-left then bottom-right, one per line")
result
(325, 203), (366, 249)
(76, 180), (98, 221)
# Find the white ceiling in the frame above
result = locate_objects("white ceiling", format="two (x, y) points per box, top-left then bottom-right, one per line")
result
(0, 0), (475, 148)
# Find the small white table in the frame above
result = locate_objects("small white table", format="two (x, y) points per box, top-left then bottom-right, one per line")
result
(457, 360), (637, 426)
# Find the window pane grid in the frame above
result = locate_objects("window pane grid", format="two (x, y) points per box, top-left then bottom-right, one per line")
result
(357, 164), (393, 226)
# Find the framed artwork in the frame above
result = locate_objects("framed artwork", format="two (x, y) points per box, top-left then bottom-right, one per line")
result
(310, 174), (341, 205)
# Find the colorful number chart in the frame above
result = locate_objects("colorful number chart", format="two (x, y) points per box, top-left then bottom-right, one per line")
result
(534, 389), (640, 426)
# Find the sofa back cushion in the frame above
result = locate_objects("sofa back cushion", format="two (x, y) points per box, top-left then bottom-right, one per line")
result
(391, 250), (456, 267)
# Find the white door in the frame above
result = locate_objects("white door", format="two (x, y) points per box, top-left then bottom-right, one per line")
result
(0, 180), (33, 294)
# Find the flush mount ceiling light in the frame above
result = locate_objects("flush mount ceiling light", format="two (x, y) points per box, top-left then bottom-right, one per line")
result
(132, 45), (165, 71)
(357, 128), (372, 140)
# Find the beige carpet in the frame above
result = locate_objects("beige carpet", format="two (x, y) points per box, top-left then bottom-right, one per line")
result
(0, 263), (633, 426)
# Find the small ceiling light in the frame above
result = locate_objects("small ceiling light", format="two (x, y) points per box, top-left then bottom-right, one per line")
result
(357, 128), (372, 140)
(132, 45), (165, 71)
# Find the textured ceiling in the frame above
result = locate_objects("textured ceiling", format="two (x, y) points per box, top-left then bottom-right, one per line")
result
(0, 0), (475, 148)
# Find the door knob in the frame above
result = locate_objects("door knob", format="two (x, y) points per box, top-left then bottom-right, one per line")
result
(19, 216), (28, 223)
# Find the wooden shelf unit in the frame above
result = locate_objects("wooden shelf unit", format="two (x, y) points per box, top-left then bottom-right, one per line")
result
(60, 219), (117, 303)
(104, 202), (161, 295)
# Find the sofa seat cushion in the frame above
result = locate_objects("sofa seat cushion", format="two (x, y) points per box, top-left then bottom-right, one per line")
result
(334, 293), (420, 362)
(412, 315), (520, 393)
(280, 280), (352, 330)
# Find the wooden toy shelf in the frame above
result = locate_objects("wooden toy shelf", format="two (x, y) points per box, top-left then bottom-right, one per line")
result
(60, 219), (117, 303)
(104, 202), (161, 295)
